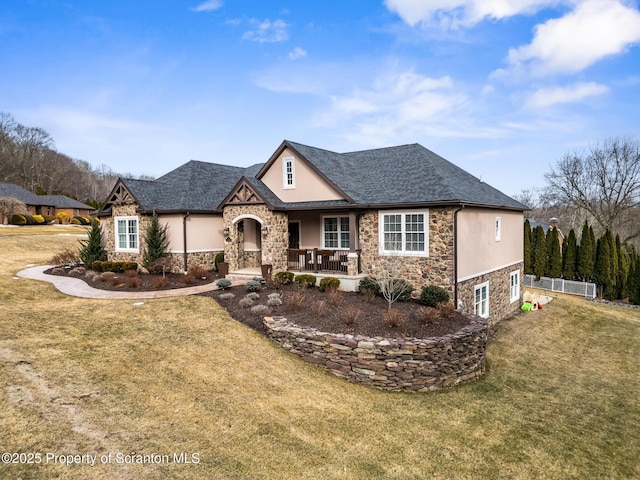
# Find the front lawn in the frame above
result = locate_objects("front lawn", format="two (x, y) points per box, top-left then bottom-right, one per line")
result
(1, 230), (639, 479)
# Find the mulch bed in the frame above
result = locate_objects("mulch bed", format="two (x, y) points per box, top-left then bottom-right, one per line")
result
(45, 265), (219, 291)
(199, 283), (470, 339)
(45, 267), (471, 338)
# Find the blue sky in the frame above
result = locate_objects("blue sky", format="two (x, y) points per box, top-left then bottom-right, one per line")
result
(1, 0), (640, 197)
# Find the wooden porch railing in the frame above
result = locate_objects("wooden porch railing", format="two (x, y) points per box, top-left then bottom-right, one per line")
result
(286, 248), (360, 274)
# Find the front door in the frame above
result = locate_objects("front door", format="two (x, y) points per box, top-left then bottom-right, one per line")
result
(288, 222), (300, 249)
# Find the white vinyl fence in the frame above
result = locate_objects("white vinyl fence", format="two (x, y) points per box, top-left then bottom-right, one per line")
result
(523, 274), (596, 299)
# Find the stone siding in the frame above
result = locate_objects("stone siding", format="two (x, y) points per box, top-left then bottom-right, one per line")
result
(263, 315), (488, 392)
(358, 208), (455, 296)
(223, 205), (288, 272)
(457, 263), (523, 327)
(102, 205), (221, 273)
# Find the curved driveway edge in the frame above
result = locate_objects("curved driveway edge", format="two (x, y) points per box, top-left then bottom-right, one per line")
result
(16, 265), (222, 299)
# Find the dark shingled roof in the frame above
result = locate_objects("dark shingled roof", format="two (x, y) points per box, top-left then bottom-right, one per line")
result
(0, 182), (93, 210)
(113, 141), (526, 212)
(285, 141), (527, 210)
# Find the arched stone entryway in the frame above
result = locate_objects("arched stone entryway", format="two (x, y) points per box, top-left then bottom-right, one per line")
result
(231, 214), (263, 270)
(222, 204), (289, 273)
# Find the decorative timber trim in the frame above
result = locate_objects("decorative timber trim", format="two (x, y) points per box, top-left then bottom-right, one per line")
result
(220, 178), (267, 207)
(106, 180), (137, 207)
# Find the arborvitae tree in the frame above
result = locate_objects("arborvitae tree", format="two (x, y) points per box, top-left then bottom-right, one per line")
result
(532, 225), (547, 279)
(605, 230), (618, 298)
(79, 220), (106, 266)
(524, 219), (532, 275)
(594, 235), (614, 299)
(577, 220), (595, 282)
(616, 236), (630, 299)
(143, 212), (169, 273)
(546, 227), (563, 278)
(629, 254), (640, 305)
(562, 229), (578, 280)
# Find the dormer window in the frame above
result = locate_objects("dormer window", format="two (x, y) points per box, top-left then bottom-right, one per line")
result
(282, 157), (295, 189)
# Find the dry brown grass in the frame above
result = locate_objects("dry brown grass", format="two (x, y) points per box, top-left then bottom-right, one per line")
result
(1, 229), (639, 479)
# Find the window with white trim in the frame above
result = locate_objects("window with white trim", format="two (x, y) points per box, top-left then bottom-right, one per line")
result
(323, 216), (349, 249)
(510, 270), (520, 303)
(474, 282), (489, 318)
(282, 157), (295, 189)
(115, 216), (139, 252)
(495, 216), (501, 241)
(379, 210), (428, 256)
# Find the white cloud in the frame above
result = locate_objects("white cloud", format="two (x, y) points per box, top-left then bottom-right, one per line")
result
(288, 47), (307, 60)
(525, 82), (609, 108)
(191, 0), (223, 13)
(315, 70), (474, 145)
(504, 0), (640, 77)
(384, 0), (561, 28)
(242, 19), (289, 43)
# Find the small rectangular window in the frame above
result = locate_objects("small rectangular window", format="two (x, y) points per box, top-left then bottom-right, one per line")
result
(323, 216), (349, 249)
(474, 282), (489, 318)
(115, 216), (139, 252)
(282, 157), (295, 189)
(510, 270), (520, 303)
(495, 216), (501, 241)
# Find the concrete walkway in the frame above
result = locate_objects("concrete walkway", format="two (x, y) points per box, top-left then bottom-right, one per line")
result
(16, 265), (228, 299)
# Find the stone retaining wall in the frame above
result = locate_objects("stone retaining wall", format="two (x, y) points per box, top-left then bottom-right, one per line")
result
(263, 315), (488, 392)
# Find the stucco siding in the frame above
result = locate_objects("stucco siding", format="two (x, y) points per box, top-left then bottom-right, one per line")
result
(260, 147), (345, 203)
(457, 208), (523, 281)
(163, 213), (224, 253)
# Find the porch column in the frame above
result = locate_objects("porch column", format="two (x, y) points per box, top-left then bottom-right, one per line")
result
(348, 210), (359, 275)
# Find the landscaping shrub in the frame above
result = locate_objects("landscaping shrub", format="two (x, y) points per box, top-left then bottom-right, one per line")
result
(56, 212), (69, 224)
(386, 279), (414, 302)
(326, 288), (343, 307)
(51, 267), (64, 275)
(239, 297), (255, 308)
(382, 309), (406, 328)
(125, 271), (140, 288)
(23, 214), (37, 225)
(216, 279), (232, 290)
(358, 276), (380, 294)
(91, 261), (104, 272)
(143, 212), (169, 273)
(319, 277), (340, 292)
(436, 302), (456, 317)
(285, 291), (305, 311)
(274, 271), (294, 285)
(69, 267), (86, 277)
(180, 273), (196, 286)
(341, 306), (362, 326)
(50, 248), (80, 265)
(245, 279), (262, 292)
(416, 306), (438, 324)
(267, 293), (283, 306)
(123, 262), (138, 272)
(99, 272), (116, 282)
(32, 214), (45, 224)
(310, 300), (326, 316)
(85, 271), (98, 281)
(250, 304), (271, 316)
(73, 216), (90, 225)
(218, 292), (235, 300)
(189, 264), (208, 279)
(11, 214), (26, 225)
(294, 274), (316, 288)
(70, 218), (81, 225)
(245, 292), (260, 301)
(214, 252), (225, 270)
(152, 276), (168, 289)
(79, 220), (106, 267)
(43, 215), (55, 224)
(420, 285), (450, 307)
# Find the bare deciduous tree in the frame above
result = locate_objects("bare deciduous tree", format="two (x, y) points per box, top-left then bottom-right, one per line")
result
(544, 137), (640, 243)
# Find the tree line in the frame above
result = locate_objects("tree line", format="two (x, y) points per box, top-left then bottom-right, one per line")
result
(524, 219), (640, 304)
(0, 111), (151, 208)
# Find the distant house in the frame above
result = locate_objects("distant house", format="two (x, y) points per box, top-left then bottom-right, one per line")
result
(527, 217), (564, 242)
(98, 140), (528, 324)
(0, 182), (94, 221)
